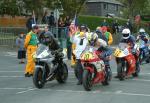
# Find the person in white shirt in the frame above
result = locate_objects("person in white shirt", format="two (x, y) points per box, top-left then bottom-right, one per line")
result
(70, 24), (88, 85)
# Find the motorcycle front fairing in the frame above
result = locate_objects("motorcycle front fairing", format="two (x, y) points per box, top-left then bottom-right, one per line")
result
(34, 44), (54, 72)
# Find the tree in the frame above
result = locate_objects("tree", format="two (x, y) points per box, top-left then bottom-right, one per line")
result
(46, 0), (87, 17)
(0, 0), (20, 16)
(0, 0), (87, 19)
(117, 0), (149, 18)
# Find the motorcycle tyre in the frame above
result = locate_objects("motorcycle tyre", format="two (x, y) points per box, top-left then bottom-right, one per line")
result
(83, 69), (93, 91)
(33, 67), (45, 89)
(56, 63), (68, 83)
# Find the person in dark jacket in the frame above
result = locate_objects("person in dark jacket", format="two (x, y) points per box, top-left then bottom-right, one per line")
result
(26, 15), (37, 32)
(48, 12), (55, 27)
(42, 30), (60, 51)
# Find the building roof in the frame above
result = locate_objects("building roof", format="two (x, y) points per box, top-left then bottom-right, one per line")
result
(87, 0), (123, 5)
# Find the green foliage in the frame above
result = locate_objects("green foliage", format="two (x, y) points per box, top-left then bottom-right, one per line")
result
(78, 15), (127, 30)
(0, 0), (20, 16)
(78, 15), (150, 34)
(59, 0), (86, 17)
(117, 0), (149, 18)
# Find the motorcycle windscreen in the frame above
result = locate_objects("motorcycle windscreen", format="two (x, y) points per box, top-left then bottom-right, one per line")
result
(118, 43), (129, 50)
(36, 44), (52, 58)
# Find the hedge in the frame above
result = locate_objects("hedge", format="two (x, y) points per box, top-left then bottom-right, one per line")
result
(78, 15), (126, 30)
(78, 15), (150, 34)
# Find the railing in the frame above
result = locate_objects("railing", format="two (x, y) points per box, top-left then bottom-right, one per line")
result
(0, 27), (69, 48)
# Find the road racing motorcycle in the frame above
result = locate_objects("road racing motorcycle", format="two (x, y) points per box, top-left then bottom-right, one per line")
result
(114, 43), (140, 81)
(80, 46), (111, 91)
(32, 44), (68, 89)
(137, 39), (150, 64)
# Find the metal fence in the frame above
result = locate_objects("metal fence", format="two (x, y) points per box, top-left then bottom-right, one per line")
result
(0, 27), (68, 48)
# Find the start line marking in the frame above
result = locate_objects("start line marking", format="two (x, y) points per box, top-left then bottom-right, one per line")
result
(46, 89), (150, 97)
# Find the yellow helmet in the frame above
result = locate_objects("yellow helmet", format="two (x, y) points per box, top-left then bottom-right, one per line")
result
(79, 32), (85, 37)
(87, 32), (98, 46)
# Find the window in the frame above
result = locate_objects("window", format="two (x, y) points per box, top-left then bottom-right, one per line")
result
(103, 3), (108, 10)
(115, 5), (118, 11)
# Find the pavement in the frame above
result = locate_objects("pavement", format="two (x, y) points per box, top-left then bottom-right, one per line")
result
(0, 46), (150, 103)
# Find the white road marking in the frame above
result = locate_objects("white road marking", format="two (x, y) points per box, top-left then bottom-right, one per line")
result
(0, 71), (24, 73)
(16, 88), (36, 94)
(132, 79), (150, 82)
(0, 76), (24, 78)
(4, 52), (17, 57)
(45, 89), (150, 97)
(0, 87), (30, 90)
(114, 90), (150, 97)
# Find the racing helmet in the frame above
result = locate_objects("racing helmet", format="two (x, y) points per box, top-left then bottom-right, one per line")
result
(139, 28), (145, 33)
(122, 28), (131, 39)
(42, 32), (53, 45)
(139, 28), (146, 36)
(79, 24), (88, 32)
(88, 32), (98, 46)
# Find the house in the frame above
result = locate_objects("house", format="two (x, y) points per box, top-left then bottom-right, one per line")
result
(84, 0), (124, 17)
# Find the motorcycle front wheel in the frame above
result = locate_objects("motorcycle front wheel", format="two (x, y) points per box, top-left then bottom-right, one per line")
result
(56, 63), (68, 83)
(33, 67), (46, 89)
(83, 69), (93, 91)
(117, 62), (126, 81)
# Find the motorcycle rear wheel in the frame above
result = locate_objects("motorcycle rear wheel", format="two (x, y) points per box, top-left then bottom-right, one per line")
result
(33, 67), (45, 89)
(83, 69), (93, 91)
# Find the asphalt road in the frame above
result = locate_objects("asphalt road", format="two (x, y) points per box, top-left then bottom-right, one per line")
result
(0, 46), (150, 103)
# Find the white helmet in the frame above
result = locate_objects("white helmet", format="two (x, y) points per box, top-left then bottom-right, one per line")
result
(139, 28), (145, 33)
(122, 28), (131, 39)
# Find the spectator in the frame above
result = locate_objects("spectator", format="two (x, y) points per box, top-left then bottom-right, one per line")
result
(26, 15), (37, 32)
(64, 16), (72, 60)
(42, 11), (49, 24)
(16, 32), (26, 64)
(64, 16), (71, 27)
(100, 19), (109, 27)
(125, 19), (133, 33)
(48, 12), (55, 27)
(58, 17), (65, 38)
(112, 20), (119, 34)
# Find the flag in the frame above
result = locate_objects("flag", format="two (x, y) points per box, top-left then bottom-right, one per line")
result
(32, 10), (37, 27)
(69, 15), (78, 36)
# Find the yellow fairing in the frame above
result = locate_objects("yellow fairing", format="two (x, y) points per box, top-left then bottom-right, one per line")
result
(80, 52), (93, 61)
(114, 48), (125, 57)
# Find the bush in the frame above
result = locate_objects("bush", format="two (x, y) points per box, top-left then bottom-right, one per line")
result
(78, 15), (150, 34)
(78, 15), (127, 30)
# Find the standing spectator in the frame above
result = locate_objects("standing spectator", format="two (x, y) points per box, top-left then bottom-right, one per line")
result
(42, 11), (49, 24)
(126, 19), (133, 33)
(100, 19), (109, 27)
(26, 15), (37, 32)
(64, 16), (71, 27)
(16, 32), (26, 64)
(101, 26), (113, 45)
(112, 20), (119, 34)
(48, 12), (55, 27)
(64, 16), (72, 60)
(24, 25), (40, 77)
(58, 17), (65, 38)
